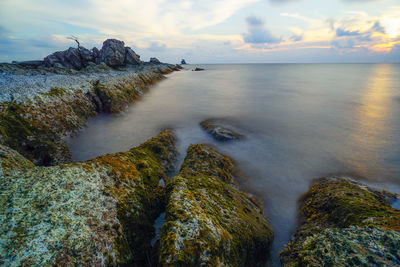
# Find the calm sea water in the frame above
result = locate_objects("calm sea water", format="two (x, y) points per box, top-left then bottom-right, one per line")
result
(66, 63), (400, 265)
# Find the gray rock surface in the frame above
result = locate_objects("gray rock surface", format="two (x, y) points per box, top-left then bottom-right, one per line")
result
(150, 57), (161, 64)
(124, 47), (141, 65)
(99, 39), (126, 67)
(200, 119), (245, 141)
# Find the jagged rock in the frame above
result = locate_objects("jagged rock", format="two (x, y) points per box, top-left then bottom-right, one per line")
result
(181, 59), (187, 64)
(150, 57), (161, 64)
(280, 177), (400, 266)
(0, 130), (177, 266)
(99, 39), (126, 67)
(159, 144), (273, 266)
(200, 119), (245, 141)
(124, 47), (141, 65)
(43, 47), (96, 70)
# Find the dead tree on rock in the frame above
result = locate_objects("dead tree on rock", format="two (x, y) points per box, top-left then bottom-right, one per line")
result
(67, 35), (80, 49)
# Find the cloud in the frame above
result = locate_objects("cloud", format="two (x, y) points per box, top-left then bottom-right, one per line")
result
(243, 16), (281, 44)
(147, 42), (167, 52)
(246, 16), (264, 26)
(336, 28), (360, 36)
(371, 21), (385, 33)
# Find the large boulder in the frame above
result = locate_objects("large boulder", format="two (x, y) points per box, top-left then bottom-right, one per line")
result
(280, 177), (400, 266)
(99, 39), (126, 67)
(159, 144), (273, 266)
(124, 47), (141, 65)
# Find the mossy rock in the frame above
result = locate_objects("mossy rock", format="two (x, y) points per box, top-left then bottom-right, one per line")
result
(0, 144), (35, 176)
(0, 130), (177, 266)
(159, 144), (273, 266)
(280, 177), (400, 266)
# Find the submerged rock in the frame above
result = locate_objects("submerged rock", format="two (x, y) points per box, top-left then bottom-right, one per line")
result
(159, 144), (273, 266)
(280, 177), (400, 266)
(200, 119), (245, 141)
(0, 130), (177, 266)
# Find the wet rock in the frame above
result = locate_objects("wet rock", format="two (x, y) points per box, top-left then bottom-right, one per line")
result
(200, 119), (245, 141)
(0, 130), (177, 266)
(150, 57), (161, 64)
(124, 47), (141, 65)
(280, 177), (400, 266)
(159, 144), (273, 266)
(193, 67), (204, 71)
(99, 39), (126, 67)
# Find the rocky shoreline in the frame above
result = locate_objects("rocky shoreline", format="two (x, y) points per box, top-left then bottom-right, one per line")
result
(1, 39), (400, 266)
(0, 39), (182, 165)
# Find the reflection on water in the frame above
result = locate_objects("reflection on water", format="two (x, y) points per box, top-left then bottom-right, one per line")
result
(66, 63), (400, 266)
(344, 64), (398, 179)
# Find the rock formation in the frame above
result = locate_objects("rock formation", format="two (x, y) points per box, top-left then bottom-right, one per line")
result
(200, 119), (245, 141)
(150, 57), (161, 64)
(280, 177), (400, 266)
(43, 39), (142, 70)
(0, 131), (273, 266)
(159, 144), (273, 266)
(0, 130), (177, 266)
(181, 59), (187, 64)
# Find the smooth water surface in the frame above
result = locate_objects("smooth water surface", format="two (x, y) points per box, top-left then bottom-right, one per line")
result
(67, 64), (400, 265)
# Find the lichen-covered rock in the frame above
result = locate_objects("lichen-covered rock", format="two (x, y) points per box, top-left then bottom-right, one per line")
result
(0, 88), (96, 165)
(200, 119), (245, 141)
(0, 64), (178, 165)
(159, 144), (273, 266)
(0, 130), (177, 266)
(280, 177), (400, 266)
(0, 144), (34, 176)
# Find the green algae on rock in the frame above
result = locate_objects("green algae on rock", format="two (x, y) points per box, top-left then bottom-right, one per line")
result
(280, 177), (400, 266)
(0, 130), (177, 266)
(159, 144), (273, 266)
(0, 144), (34, 176)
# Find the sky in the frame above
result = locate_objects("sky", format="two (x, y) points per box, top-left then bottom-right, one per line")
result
(0, 0), (399, 63)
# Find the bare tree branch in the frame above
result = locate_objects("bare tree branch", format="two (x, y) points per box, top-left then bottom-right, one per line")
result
(67, 35), (80, 48)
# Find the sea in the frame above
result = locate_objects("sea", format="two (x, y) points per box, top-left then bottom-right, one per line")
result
(66, 63), (400, 265)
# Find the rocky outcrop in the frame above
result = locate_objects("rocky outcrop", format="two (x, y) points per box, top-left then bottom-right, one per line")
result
(150, 57), (161, 64)
(42, 39), (142, 70)
(193, 67), (204, 71)
(159, 144), (273, 266)
(0, 130), (177, 266)
(280, 177), (400, 266)
(200, 119), (245, 141)
(0, 64), (178, 165)
(181, 59), (187, 65)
